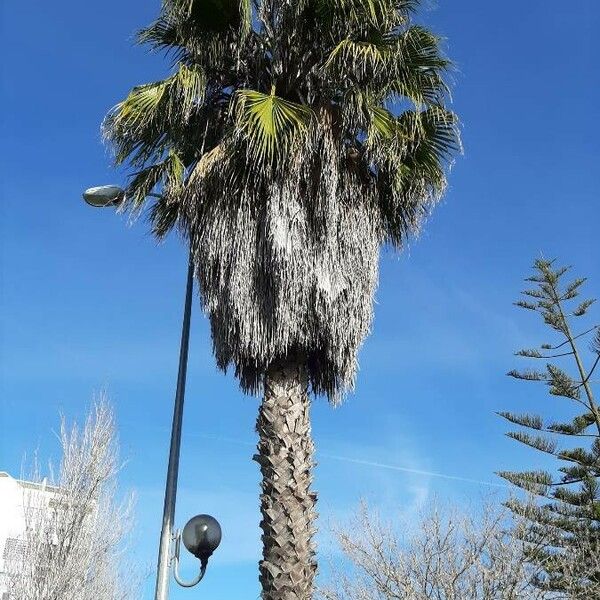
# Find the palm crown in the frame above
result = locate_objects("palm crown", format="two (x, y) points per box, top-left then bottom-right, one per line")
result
(104, 0), (460, 401)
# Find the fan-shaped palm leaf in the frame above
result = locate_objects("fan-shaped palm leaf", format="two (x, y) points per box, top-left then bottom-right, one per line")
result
(127, 150), (185, 208)
(105, 63), (205, 166)
(367, 104), (397, 141)
(325, 25), (449, 108)
(233, 87), (315, 165)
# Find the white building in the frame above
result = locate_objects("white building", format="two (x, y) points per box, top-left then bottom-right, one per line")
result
(0, 472), (60, 599)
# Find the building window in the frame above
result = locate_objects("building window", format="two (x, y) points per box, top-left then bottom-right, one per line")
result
(2, 538), (27, 563)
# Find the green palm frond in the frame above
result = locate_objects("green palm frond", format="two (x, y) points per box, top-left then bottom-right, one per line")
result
(105, 80), (170, 165)
(313, 0), (408, 29)
(126, 150), (186, 237)
(332, 0), (384, 26)
(162, 0), (193, 11)
(165, 149), (186, 188)
(367, 103), (459, 161)
(127, 163), (166, 207)
(104, 63), (205, 166)
(326, 25), (450, 108)
(149, 196), (181, 238)
(163, 0), (250, 32)
(171, 62), (207, 118)
(392, 107), (459, 196)
(399, 26), (449, 70)
(367, 104), (397, 141)
(138, 16), (181, 51)
(139, 0), (251, 70)
(116, 81), (167, 127)
(233, 87), (315, 165)
(402, 106), (461, 161)
(372, 105), (459, 243)
(126, 150), (185, 209)
(324, 37), (392, 75)
(389, 26), (450, 105)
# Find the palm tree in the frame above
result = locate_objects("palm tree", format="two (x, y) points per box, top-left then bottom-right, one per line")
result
(104, 0), (459, 597)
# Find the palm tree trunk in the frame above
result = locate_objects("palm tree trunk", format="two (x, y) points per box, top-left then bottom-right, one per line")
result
(253, 359), (317, 599)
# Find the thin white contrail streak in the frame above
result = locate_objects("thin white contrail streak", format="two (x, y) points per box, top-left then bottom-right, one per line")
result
(318, 453), (508, 489)
(187, 431), (507, 489)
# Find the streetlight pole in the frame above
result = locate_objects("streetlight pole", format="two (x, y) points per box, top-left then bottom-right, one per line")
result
(83, 186), (220, 598)
(154, 253), (194, 600)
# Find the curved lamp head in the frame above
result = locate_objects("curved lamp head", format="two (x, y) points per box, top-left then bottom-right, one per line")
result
(182, 515), (222, 563)
(83, 185), (125, 208)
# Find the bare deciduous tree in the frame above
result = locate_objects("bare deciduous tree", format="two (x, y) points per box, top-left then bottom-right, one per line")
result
(5, 398), (137, 600)
(320, 501), (600, 600)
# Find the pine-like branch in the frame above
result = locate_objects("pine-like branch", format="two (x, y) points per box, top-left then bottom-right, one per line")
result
(547, 413), (597, 436)
(506, 431), (557, 455)
(547, 364), (580, 401)
(497, 411), (543, 430)
(507, 368), (548, 382)
(573, 299), (596, 317)
(498, 470), (552, 494)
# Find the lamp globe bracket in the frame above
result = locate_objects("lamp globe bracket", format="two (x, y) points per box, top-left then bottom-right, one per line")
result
(172, 514), (221, 588)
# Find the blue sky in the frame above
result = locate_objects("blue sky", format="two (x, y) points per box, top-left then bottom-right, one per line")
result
(1, 0), (599, 598)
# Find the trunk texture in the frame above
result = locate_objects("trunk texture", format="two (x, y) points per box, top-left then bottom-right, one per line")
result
(254, 359), (317, 599)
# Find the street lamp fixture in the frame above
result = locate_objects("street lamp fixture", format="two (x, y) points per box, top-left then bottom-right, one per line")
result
(82, 185), (221, 598)
(82, 185), (126, 208)
(173, 515), (222, 587)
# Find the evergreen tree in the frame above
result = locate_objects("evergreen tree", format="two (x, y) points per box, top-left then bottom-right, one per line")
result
(499, 258), (600, 596)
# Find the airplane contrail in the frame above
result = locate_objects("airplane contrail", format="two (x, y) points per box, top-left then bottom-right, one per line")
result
(318, 453), (507, 489)
(189, 431), (507, 489)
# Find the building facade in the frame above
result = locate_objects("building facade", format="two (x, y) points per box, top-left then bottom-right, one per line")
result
(0, 472), (59, 599)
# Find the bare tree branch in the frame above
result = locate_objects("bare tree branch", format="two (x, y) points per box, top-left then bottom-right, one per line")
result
(5, 396), (140, 600)
(320, 500), (600, 600)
